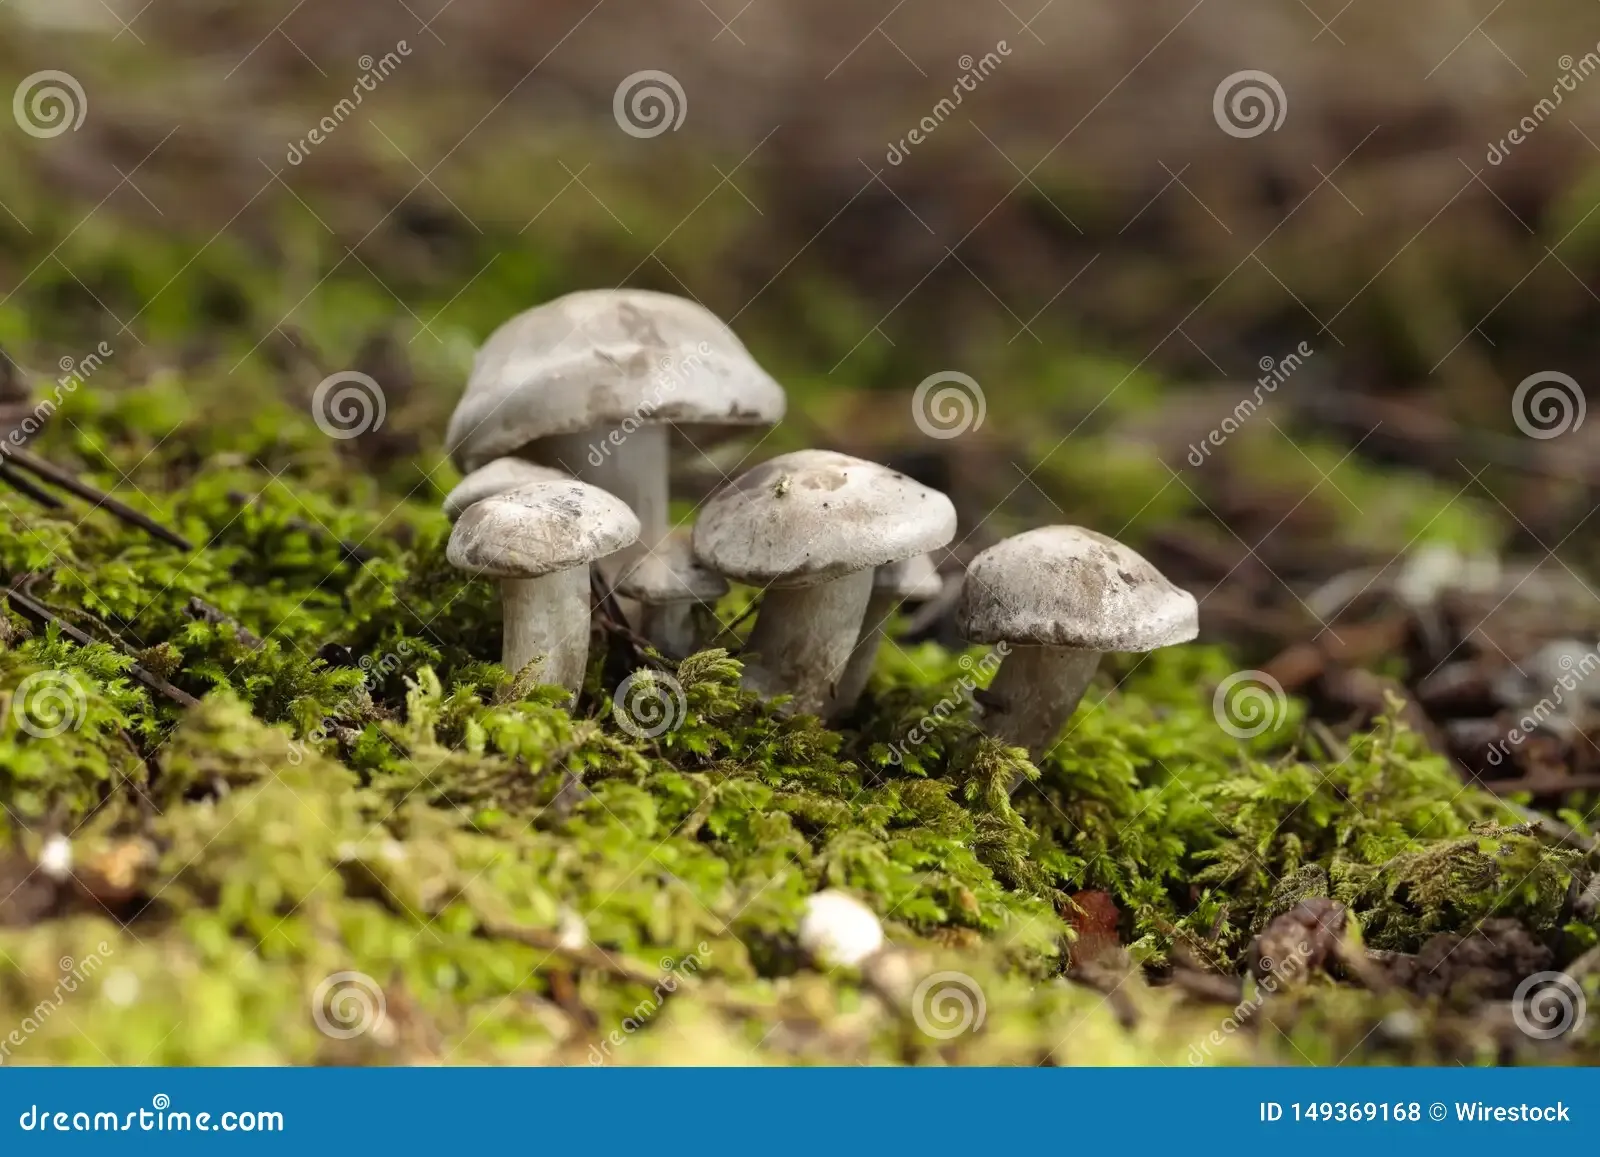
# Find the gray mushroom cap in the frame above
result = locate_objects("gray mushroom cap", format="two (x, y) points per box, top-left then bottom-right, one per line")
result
(443, 458), (570, 522)
(958, 526), (1198, 652)
(447, 480), (640, 580)
(446, 289), (786, 471)
(614, 533), (729, 605)
(876, 552), (943, 600)
(692, 450), (958, 588)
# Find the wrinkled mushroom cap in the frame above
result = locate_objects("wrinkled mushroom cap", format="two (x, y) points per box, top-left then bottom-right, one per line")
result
(447, 289), (786, 471)
(957, 526), (1198, 651)
(447, 480), (640, 579)
(692, 450), (957, 588)
(443, 457), (569, 522)
(613, 532), (729, 605)
(876, 552), (943, 600)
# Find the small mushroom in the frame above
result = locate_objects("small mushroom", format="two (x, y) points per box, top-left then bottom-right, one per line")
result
(444, 289), (785, 583)
(831, 553), (944, 717)
(447, 480), (639, 696)
(693, 451), (956, 716)
(798, 889), (884, 967)
(442, 457), (569, 522)
(957, 526), (1198, 764)
(611, 532), (728, 658)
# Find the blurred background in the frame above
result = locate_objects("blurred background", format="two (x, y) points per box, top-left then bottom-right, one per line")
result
(6, 0), (1600, 795)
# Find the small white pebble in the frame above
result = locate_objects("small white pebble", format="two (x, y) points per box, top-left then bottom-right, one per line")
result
(38, 835), (72, 880)
(799, 890), (884, 967)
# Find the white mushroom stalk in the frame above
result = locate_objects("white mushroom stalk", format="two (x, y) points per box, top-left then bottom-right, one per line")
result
(958, 526), (1199, 766)
(613, 532), (728, 658)
(693, 451), (956, 717)
(833, 553), (943, 717)
(447, 480), (640, 698)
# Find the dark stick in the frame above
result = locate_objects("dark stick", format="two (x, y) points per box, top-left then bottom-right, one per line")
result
(5, 448), (192, 550)
(0, 463), (66, 509)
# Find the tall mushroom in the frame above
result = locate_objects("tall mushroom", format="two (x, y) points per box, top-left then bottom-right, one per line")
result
(447, 480), (639, 697)
(442, 457), (569, 522)
(957, 526), (1198, 764)
(612, 531), (728, 658)
(693, 451), (956, 716)
(831, 553), (944, 717)
(444, 289), (785, 587)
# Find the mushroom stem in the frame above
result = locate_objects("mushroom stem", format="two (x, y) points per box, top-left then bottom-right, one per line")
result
(743, 571), (875, 716)
(638, 602), (701, 659)
(534, 424), (670, 557)
(979, 645), (1102, 764)
(830, 589), (900, 718)
(500, 567), (592, 697)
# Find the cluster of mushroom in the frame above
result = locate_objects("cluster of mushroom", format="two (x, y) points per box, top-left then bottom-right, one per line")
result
(442, 289), (1200, 765)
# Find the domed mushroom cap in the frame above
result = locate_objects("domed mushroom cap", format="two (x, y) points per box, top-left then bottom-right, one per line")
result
(958, 526), (1198, 651)
(447, 289), (786, 471)
(447, 480), (640, 579)
(443, 458), (569, 522)
(614, 533), (728, 605)
(876, 552), (943, 600)
(693, 451), (957, 587)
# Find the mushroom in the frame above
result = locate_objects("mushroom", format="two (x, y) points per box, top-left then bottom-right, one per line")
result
(831, 553), (945, 717)
(798, 889), (885, 968)
(957, 526), (1198, 764)
(611, 531), (728, 658)
(693, 450), (956, 716)
(447, 480), (640, 696)
(442, 457), (569, 522)
(444, 289), (785, 588)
